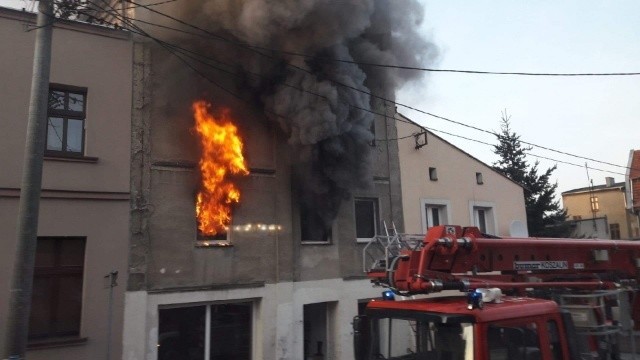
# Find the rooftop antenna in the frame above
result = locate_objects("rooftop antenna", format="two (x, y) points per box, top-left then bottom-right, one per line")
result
(585, 163), (598, 233)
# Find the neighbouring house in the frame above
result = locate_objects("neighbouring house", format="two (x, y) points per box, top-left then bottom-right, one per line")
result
(395, 114), (528, 237)
(625, 149), (640, 238)
(562, 177), (638, 239)
(0, 7), (132, 360)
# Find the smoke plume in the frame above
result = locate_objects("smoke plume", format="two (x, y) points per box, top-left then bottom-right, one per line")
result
(153, 0), (437, 239)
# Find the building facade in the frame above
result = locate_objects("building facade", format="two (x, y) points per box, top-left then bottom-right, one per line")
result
(0, 7), (132, 360)
(626, 149), (640, 237)
(122, 40), (405, 360)
(562, 177), (638, 240)
(396, 115), (528, 237)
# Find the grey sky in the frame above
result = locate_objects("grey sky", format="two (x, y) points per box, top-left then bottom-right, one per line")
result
(3, 0), (637, 195)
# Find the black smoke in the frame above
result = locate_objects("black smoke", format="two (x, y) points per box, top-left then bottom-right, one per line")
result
(152, 0), (437, 239)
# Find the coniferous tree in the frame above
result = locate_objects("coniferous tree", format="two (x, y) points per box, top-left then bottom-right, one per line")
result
(492, 111), (568, 237)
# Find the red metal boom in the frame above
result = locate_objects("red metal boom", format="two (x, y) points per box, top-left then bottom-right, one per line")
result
(368, 225), (640, 295)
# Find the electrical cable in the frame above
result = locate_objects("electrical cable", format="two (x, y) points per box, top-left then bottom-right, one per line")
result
(122, 0), (640, 77)
(122, 2), (635, 173)
(97, 3), (638, 176)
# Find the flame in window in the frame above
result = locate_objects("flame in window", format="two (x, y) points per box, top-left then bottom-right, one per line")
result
(193, 101), (249, 236)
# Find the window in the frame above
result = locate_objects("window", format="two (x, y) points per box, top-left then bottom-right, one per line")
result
(476, 209), (487, 233)
(421, 199), (451, 233)
(369, 120), (376, 146)
(488, 322), (540, 360)
(46, 84), (87, 157)
(428, 167), (438, 181)
(158, 302), (253, 360)
(425, 205), (446, 228)
(476, 172), (484, 185)
(590, 196), (599, 212)
(300, 202), (331, 243)
(610, 223), (621, 239)
(355, 198), (379, 242)
(29, 237), (85, 339)
(365, 316), (474, 360)
(470, 201), (496, 235)
(547, 321), (562, 360)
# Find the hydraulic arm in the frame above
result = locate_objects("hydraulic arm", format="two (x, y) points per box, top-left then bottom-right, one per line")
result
(367, 225), (640, 295)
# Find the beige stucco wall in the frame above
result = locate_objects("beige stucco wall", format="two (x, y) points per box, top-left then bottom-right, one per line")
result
(0, 8), (131, 359)
(396, 116), (527, 236)
(563, 187), (635, 239)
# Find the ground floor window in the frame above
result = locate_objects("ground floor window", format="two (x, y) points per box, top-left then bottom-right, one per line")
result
(29, 237), (85, 339)
(158, 302), (252, 360)
(609, 223), (621, 239)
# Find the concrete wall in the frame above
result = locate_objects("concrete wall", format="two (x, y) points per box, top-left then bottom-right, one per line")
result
(122, 278), (383, 360)
(396, 115), (527, 237)
(124, 34), (404, 357)
(128, 42), (403, 291)
(0, 8), (131, 359)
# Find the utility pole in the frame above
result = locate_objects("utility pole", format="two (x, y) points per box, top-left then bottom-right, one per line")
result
(3, 1), (54, 358)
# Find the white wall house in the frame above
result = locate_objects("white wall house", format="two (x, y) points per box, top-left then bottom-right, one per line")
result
(0, 7), (132, 359)
(396, 114), (528, 237)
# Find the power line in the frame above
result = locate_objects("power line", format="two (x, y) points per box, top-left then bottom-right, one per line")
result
(113, 2), (638, 175)
(421, 125), (627, 176)
(121, 0), (640, 77)
(123, 2), (635, 173)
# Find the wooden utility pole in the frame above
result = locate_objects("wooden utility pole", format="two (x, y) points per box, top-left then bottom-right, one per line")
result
(3, 0), (54, 358)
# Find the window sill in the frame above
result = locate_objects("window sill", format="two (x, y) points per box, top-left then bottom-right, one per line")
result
(195, 240), (233, 248)
(45, 155), (99, 163)
(301, 241), (332, 246)
(27, 336), (88, 350)
(356, 238), (373, 244)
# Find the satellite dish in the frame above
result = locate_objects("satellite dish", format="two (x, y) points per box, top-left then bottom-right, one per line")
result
(509, 220), (529, 237)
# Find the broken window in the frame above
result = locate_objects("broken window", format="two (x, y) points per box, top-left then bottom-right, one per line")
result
(300, 203), (331, 243)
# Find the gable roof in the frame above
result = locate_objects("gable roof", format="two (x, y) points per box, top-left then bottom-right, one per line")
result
(396, 113), (524, 189)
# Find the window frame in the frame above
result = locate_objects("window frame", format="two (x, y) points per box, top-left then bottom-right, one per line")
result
(420, 199), (451, 233)
(469, 201), (497, 235)
(45, 84), (87, 158)
(590, 196), (600, 212)
(610, 223), (621, 239)
(29, 236), (86, 340)
(355, 197), (380, 243)
(158, 300), (255, 360)
(300, 202), (333, 244)
(428, 167), (438, 181)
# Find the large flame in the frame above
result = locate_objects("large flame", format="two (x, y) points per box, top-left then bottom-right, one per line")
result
(193, 101), (249, 236)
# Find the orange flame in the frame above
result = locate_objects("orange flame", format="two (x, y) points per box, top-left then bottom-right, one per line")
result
(193, 101), (249, 236)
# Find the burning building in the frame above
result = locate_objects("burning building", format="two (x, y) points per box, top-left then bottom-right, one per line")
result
(123, 1), (436, 359)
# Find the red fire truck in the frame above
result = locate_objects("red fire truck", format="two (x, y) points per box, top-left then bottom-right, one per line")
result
(353, 225), (640, 360)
